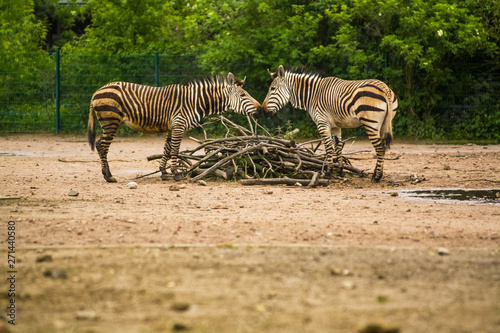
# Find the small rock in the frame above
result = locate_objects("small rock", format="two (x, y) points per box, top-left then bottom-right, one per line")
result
(169, 185), (181, 191)
(389, 192), (398, 197)
(75, 310), (97, 320)
(294, 182), (303, 187)
(358, 323), (400, 333)
(172, 323), (190, 331)
(43, 268), (68, 279)
(171, 302), (190, 312)
(126, 182), (138, 189)
(36, 254), (53, 263)
(68, 190), (79, 197)
(198, 180), (207, 186)
(437, 247), (450, 256)
(342, 280), (355, 289)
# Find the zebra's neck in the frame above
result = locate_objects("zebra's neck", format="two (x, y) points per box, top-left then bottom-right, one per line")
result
(286, 73), (321, 111)
(191, 84), (228, 119)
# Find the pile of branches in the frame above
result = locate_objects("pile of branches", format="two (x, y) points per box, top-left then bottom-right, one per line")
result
(145, 117), (365, 186)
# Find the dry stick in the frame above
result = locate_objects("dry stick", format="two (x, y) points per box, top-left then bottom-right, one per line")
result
(147, 154), (163, 161)
(257, 152), (274, 173)
(188, 136), (203, 143)
(308, 171), (319, 187)
(221, 116), (253, 136)
(246, 115), (255, 134)
(58, 159), (97, 163)
(246, 152), (259, 178)
(135, 170), (160, 179)
(240, 178), (329, 186)
(253, 118), (273, 137)
(189, 142), (264, 182)
(181, 136), (247, 155)
(186, 146), (226, 173)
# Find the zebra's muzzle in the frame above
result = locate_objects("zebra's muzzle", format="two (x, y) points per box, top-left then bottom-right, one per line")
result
(257, 106), (275, 118)
(253, 106), (266, 118)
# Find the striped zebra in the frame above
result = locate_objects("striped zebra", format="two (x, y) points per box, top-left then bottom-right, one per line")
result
(261, 65), (398, 182)
(88, 73), (262, 182)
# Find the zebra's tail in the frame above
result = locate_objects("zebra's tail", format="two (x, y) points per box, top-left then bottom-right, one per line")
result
(88, 99), (96, 151)
(380, 92), (393, 150)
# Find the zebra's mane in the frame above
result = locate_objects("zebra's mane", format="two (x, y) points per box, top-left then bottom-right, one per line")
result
(283, 66), (324, 79)
(185, 75), (244, 88)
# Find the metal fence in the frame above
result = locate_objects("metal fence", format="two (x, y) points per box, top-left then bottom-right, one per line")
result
(0, 52), (202, 134)
(1, 52), (499, 139)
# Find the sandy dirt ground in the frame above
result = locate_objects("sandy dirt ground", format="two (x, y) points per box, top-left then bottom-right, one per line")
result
(0, 134), (499, 333)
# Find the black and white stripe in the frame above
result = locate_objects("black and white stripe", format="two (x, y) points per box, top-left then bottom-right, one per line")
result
(88, 73), (261, 182)
(262, 65), (398, 182)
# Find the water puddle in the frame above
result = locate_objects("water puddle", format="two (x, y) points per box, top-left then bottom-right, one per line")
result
(400, 188), (500, 205)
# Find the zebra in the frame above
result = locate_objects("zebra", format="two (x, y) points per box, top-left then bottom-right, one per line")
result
(261, 65), (398, 182)
(88, 73), (262, 182)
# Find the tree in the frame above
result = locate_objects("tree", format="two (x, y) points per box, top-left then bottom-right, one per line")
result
(61, 0), (188, 54)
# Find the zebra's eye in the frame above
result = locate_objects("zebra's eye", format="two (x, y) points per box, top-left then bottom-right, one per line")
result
(270, 87), (276, 91)
(240, 93), (246, 97)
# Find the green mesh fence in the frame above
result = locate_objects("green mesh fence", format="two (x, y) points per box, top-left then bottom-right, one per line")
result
(0, 52), (205, 134)
(0, 52), (499, 140)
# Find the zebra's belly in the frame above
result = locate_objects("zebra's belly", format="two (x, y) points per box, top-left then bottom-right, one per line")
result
(124, 119), (170, 134)
(330, 116), (362, 129)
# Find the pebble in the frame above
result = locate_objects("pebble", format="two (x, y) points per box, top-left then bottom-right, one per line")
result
(437, 247), (450, 256)
(342, 280), (355, 289)
(171, 302), (190, 312)
(169, 185), (181, 191)
(43, 268), (68, 279)
(198, 180), (207, 186)
(36, 254), (53, 263)
(126, 182), (138, 189)
(75, 310), (97, 320)
(68, 190), (79, 197)
(358, 323), (400, 333)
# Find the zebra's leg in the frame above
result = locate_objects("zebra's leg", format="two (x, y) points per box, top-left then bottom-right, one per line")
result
(371, 139), (386, 182)
(95, 126), (120, 183)
(159, 133), (172, 181)
(169, 123), (187, 182)
(331, 128), (353, 177)
(333, 135), (345, 177)
(316, 121), (336, 177)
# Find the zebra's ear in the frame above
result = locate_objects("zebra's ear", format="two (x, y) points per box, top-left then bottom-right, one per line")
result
(227, 72), (235, 86)
(277, 65), (285, 78)
(268, 69), (277, 79)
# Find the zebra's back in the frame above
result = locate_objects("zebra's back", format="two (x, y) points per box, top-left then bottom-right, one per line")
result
(311, 77), (394, 129)
(91, 82), (185, 134)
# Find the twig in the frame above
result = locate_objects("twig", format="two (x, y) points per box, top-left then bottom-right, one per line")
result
(135, 170), (161, 179)
(189, 143), (265, 182)
(241, 178), (329, 186)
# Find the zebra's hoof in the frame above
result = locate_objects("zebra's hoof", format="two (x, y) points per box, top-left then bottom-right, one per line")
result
(161, 173), (169, 181)
(105, 176), (117, 183)
(173, 173), (183, 182)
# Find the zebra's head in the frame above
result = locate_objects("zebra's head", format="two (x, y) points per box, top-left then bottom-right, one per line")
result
(261, 65), (290, 117)
(226, 73), (263, 118)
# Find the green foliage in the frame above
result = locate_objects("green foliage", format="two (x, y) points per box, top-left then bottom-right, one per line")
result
(1, 0), (499, 141)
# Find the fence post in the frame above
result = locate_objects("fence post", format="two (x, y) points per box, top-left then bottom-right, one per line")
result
(154, 52), (159, 87)
(55, 50), (61, 134)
